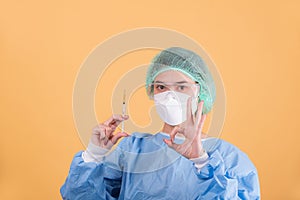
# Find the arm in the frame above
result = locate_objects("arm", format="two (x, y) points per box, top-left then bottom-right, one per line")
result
(194, 145), (260, 199)
(189, 149), (209, 171)
(60, 114), (129, 200)
(60, 151), (122, 200)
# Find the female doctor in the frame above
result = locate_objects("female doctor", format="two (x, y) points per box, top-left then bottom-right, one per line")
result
(61, 47), (260, 199)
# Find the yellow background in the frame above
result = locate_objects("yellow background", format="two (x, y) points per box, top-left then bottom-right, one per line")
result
(1, 1), (300, 199)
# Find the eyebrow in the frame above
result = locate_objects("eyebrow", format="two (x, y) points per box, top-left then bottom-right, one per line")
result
(154, 80), (189, 84)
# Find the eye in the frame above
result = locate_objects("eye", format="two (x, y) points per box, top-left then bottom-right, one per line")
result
(178, 85), (186, 91)
(156, 84), (166, 91)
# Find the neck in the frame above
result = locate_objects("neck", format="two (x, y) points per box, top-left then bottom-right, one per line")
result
(162, 123), (174, 134)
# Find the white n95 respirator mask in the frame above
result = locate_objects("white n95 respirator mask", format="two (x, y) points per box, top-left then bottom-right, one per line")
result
(154, 91), (198, 126)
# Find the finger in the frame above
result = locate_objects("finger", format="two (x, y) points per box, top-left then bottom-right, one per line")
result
(110, 124), (118, 132)
(163, 138), (180, 150)
(104, 124), (118, 145)
(93, 125), (106, 139)
(111, 132), (129, 144)
(103, 114), (124, 127)
(195, 100), (204, 127)
(197, 114), (207, 133)
(104, 114), (129, 127)
(186, 97), (194, 124)
(103, 126), (111, 145)
(92, 126), (101, 136)
(169, 126), (180, 143)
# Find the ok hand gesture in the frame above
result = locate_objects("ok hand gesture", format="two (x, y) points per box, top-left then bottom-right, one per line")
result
(163, 99), (207, 159)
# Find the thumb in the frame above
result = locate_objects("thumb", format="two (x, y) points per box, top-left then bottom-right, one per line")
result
(111, 132), (129, 144)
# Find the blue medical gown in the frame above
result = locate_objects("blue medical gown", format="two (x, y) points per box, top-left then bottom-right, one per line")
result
(60, 132), (260, 199)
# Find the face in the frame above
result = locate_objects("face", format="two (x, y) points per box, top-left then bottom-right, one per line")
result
(151, 70), (200, 97)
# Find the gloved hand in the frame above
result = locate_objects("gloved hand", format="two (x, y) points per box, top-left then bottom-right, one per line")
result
(163, 99), (207, 159)
(91, 114), (129, 150)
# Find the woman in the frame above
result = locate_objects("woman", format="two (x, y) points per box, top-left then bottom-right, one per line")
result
(61, 47), (260, 199)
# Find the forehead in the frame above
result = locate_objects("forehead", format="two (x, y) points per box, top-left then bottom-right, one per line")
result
(154, 70), (194, 83)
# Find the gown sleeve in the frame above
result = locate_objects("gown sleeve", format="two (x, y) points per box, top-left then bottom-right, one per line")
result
(60, 151), (123, 200)
(194, 140), (261, 199)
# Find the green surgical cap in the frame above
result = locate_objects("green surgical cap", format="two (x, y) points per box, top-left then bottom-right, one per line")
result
(145, 47), (216, 114)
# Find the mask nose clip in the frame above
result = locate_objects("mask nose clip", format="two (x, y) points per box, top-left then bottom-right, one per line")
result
(166, 90), (178, 100)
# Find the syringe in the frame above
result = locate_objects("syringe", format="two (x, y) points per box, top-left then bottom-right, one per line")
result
(121, 90), (126, 133)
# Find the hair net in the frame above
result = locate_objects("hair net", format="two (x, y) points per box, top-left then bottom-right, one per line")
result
(145, 47), (216, 114)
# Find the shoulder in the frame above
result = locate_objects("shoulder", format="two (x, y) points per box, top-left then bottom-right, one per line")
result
(203, 138), (257, 178)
